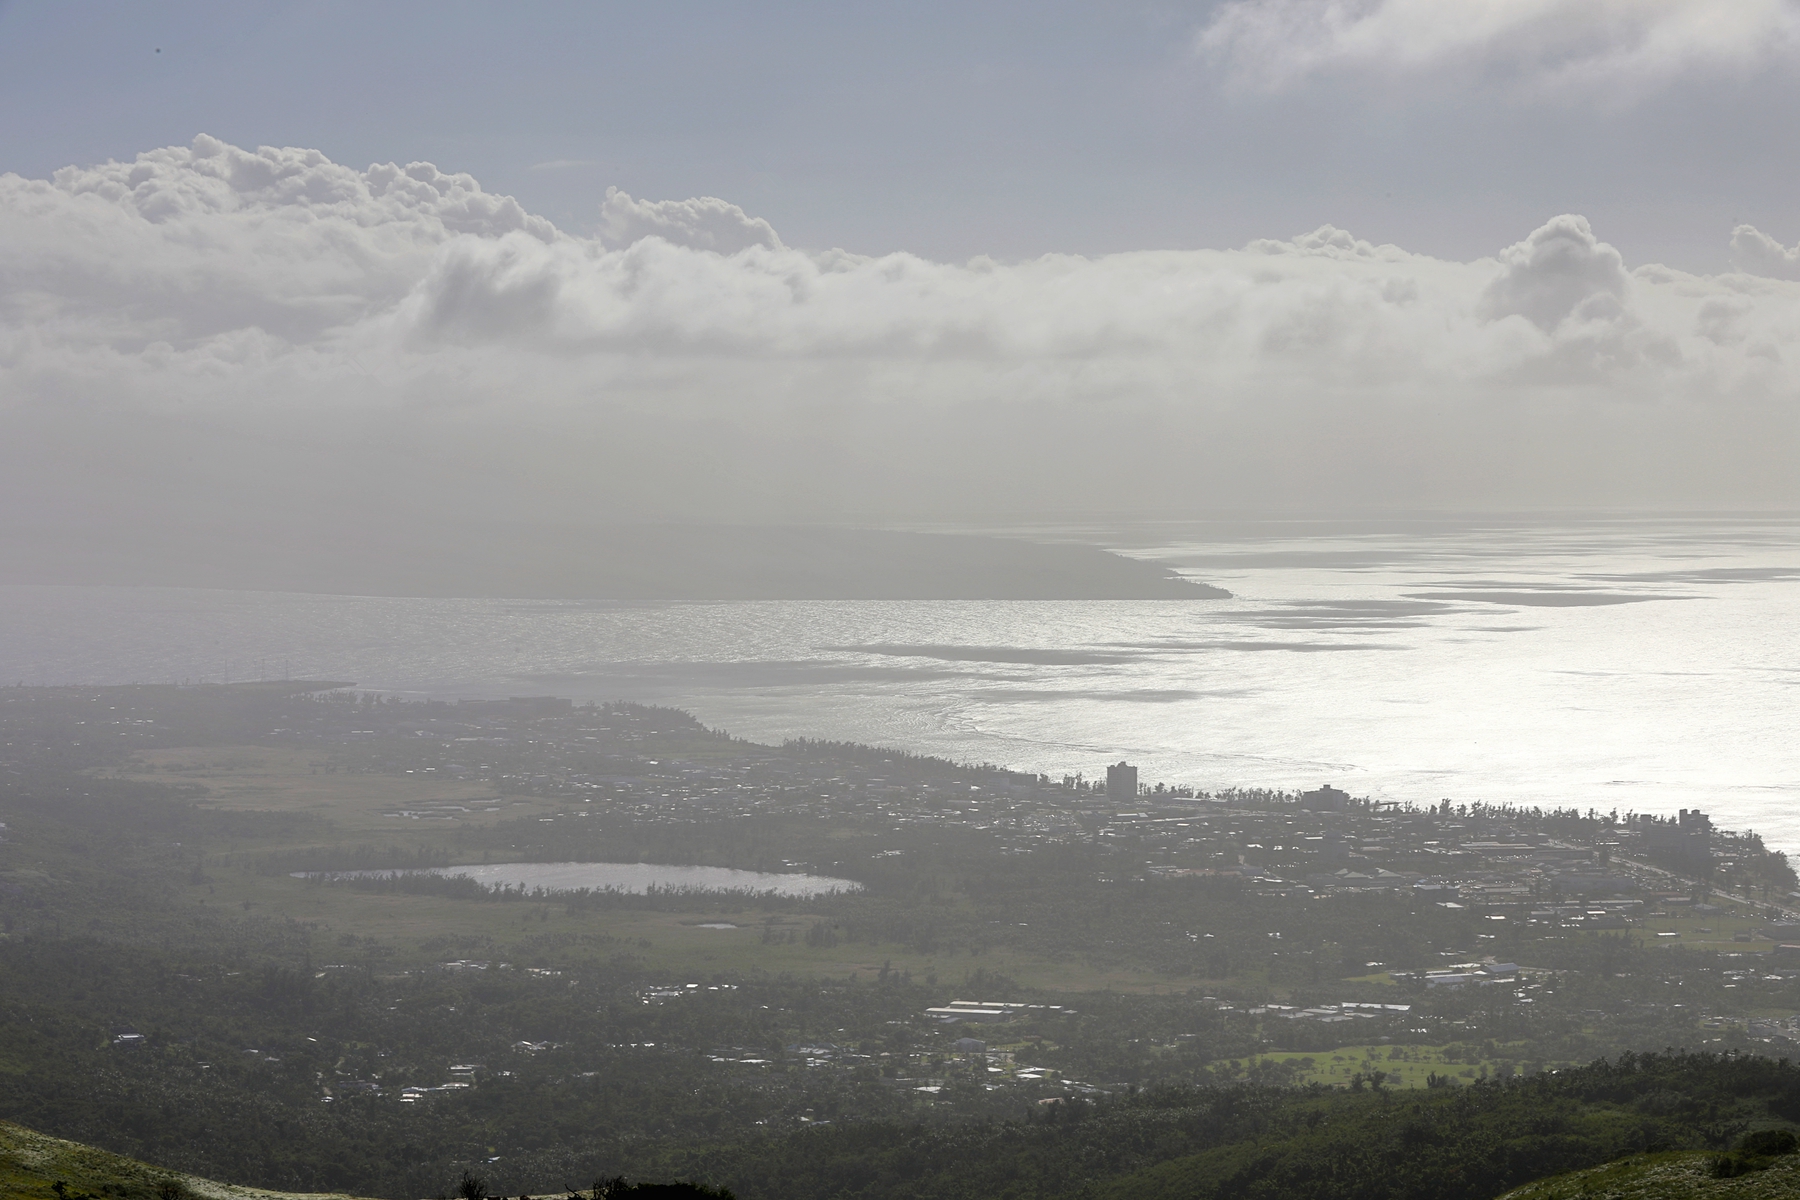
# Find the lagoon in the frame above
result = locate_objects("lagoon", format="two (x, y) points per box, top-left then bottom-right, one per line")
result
(310, 861), (861, 897)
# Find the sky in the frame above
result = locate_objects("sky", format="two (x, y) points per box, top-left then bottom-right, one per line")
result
(2, 0), (1800, 569)
(6, 0), (1800, 268)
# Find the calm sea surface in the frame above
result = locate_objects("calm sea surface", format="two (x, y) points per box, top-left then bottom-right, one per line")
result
(5, 516), (1796, 850)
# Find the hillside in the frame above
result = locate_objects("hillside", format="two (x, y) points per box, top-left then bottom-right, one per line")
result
(0, 1121), (371, 1200)
(1500, 1149), (1800, 1200)
(1068, 1055), (1800, 1200)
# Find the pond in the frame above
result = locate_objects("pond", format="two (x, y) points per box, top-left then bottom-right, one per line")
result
(301, 861), (860, 897)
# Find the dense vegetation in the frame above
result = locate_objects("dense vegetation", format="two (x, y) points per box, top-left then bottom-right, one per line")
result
(642, 1052), (1800, 1200)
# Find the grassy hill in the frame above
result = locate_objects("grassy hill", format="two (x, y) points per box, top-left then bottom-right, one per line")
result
(0, 1121), (371, 1200)
(1065, 1055), (1800, 1200)
(1500, 1150), (1800, 1200)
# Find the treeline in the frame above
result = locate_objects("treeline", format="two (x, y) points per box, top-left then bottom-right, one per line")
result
(628, 1052), (1800, 1200)
(307, 870), (806, 912)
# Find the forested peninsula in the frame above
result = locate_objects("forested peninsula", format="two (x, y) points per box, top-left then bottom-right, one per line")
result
(1, 523), (1228, 601)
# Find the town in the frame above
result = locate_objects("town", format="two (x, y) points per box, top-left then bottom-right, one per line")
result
(4, 681), (1799, 1197)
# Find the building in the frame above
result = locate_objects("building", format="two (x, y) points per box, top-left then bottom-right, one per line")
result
(1106, 762), (1138, 802)
(1639, 809), (1713, 875)
(1425, 973), (1479, 989)
(1300, 784), (1350, 812)
(924, 999), (1066, 1023)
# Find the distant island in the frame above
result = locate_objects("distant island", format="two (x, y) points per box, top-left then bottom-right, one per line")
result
(2, 523), (1230, 601)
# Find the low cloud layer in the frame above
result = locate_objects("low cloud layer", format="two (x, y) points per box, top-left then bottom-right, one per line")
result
(1199, 0), (1800, 96)
(1, 135), (1798, 573)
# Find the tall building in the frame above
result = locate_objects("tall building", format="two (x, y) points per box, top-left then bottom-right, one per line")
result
(1106, 761), (1138, 802)
(1301, 784), (1350, 812)
(1639, 809), (1713, 875)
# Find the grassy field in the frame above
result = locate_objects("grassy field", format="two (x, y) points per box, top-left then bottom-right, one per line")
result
(0, 1120), (370, 1200)
(107, 745), (562, 832)
(108, 743), (1209, 995)
(1339, 970), (1402, 986)
(1637, 910), (1787, 955)
(193, 858), (1210, 993)
(1216, 1042), (1568, 1089)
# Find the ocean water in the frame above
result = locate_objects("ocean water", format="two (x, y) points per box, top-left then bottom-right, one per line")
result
(3, 515), (1796, 850)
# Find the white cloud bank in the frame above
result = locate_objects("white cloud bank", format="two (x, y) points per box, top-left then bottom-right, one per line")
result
(1, 135), (1798, 570)
(1198, 0), (1800, 95)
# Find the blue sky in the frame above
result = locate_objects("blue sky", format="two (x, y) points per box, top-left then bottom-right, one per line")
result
(4, 0), (1798, 270)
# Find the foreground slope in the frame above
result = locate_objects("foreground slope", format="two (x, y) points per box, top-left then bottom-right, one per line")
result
(1082, 1055), (1800, 1200)
(1500, 1151), (1800, 1200)
(0, 1121), (371, 1200)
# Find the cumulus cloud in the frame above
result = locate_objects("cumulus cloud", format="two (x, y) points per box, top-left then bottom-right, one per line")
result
(1247, 225), (1409, 261)
(598, 186), (783, 253)
(1730, 224), (1800, 281)
(1198, 0), (1800, 95)
(0, 135), (1796, 578)
(0, 133), (556, 347)
(1478, 214), (1627, 331)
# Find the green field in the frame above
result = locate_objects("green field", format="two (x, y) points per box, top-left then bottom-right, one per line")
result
(1637, 911), (1786, 954)
(1217, 1041), (1568, 1088)
(92, 742), (1232, 994)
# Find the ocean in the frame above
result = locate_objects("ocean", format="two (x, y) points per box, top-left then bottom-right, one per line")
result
(4, 515), (1796, 850)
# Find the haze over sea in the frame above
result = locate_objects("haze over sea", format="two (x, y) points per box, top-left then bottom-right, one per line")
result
(4, 515), (1796, 852)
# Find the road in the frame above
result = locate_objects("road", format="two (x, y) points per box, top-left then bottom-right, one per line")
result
(1614, 856), (1800, 922)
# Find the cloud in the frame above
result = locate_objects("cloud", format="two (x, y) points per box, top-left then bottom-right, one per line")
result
(0, 135), (1798, 571)
(1477, 214), (1627, 331)
(1198, 0), (1800, 96)
(0, 133), (555, 346)
(1731, 224), (1800, 281)
(598, 186), (783, 253)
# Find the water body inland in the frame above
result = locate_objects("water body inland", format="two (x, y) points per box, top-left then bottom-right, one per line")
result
(300, 862), (861, 897)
